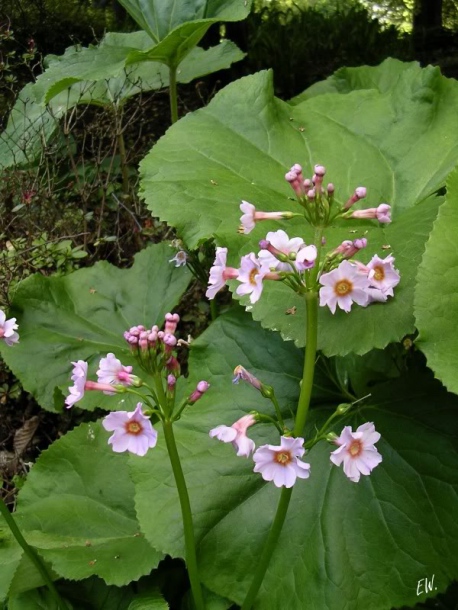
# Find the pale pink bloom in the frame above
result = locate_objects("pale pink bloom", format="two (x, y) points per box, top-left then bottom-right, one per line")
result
(65, 360), (88, 408)
(331, 238), (367, 260)
(258, 230), (304, 272)
(253, 436), (310, 488)
(236, 253), (268, 304)
(330, 422), (382, 482)
(209, 414), (256, 457)
(169, 251), (188, 267)
(0, 310), (19, 346)
(349, 204), (392, 223)
(344, 186), (367, 210)
(239, 201), (293, 235)
(206, 247), (239, 300)
(103, 403), (157, 456)
(164, 312), (180, 335)
(295, 244), (318, 271)
(319, 260), (370, 314)
(366, 255), (400, 296)
(97, 353), (134, 394)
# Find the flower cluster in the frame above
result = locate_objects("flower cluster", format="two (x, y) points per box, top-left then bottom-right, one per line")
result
(210, 411), (382, 486)
(205, 162), (399, 315)
(64, 313), (210, 456)
(319, 254), (400, 313)
(0, 309), (19, 346)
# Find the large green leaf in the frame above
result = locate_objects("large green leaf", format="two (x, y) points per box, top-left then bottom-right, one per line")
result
(415, 167), (458, 394)
(0, 243), (191, 412)
(290, 57), (423, 102)
(130, 308), (458, 610)
(117, 0), (251, 67)
(140, 65), (453, 354)
(13, 421), (162, 586)
(34, 33), (244, 106)
(0, 516), (23, 601)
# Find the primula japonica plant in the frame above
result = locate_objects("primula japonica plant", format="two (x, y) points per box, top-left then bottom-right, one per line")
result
(2, 60), (458, 610)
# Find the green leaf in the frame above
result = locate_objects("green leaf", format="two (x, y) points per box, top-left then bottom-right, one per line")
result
(14, 421), (162, 586)
(290, 57), (423, 102)
(0, 517), (23, 601)
(0, 243), (191, 412)
(35, 33), (244, 106)
(141, 66), (450, 354)
(128, 587), (168, 610)
(7, 588), (64, 610)
(117, 0), (251, 66)
(0, 83), (60, 170)
(130, 309), (458, 610)
(415, 166), (458, 394)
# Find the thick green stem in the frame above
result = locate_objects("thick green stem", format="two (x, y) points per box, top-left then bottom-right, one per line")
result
(169, 65), (178, 124)
(293, 290), (318, 436)
(240, 487), (293, 610)
(0, 497), (65, 608)
(241, 228), (322, 609)
(162, 421), (205, 610)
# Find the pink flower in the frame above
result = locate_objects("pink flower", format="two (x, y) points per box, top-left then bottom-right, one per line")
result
(258, 230), (304, 272)
(331, 238), (367, 260)
(97, 353), (135, 394)
(65, 360), (88, 408)
(295, 244), (318, 271)
(319, 260), (370, 313)
(343, 186), (367, 210)
(349, 204), (392, 223)
(206, 247), (239, 300)
(236, 253), (268, 304)
(366, 254), (400, 296)
(169, 250), (188, 267)
(0, 310), (19, 346)
(233, 365), (262, 391)
(209, 414), (256, 457)
(253, 436), (310, 487)
(330, 422), (382, 482)
(102, 403), (158, 456)
(239, 201), (294, 235)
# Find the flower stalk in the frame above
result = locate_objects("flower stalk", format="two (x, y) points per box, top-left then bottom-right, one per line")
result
(162, 420), (205, 610)
(0, 497), (66, 609)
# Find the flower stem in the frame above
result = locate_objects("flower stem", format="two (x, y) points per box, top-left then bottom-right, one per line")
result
(293, 290), (318, 436)
(0, 496), (66, 608)
(169, 65), (178, 124)
(240, 487), (293, 610)
(162, 420), (204, 610)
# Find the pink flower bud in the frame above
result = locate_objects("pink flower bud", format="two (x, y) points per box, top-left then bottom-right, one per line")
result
(307, 188), (315, 200)
(165, 312), (180, 335)
(327, 183), (335, 194)
(314, 165), (326, 176)
(188, 380), (210, 404)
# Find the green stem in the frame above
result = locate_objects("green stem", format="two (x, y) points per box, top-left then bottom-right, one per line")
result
(162, 421), (205, 610)
(293, 290), (318, 436)
(117, 129), (130, 197)
(0, 497), (66, 608)
(169, 65), (178, 124)
(240, 487), (293, 610)
(241, 231), (322, 609)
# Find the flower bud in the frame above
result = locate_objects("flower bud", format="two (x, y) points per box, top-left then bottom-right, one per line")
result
(188, 380), (210, 404)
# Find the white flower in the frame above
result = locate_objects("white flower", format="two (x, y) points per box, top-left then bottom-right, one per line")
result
(319, 260), (370, 313)
(102, 403), (158, 456)
(0, 309), (19, 346)
(330, 422), (382, 482)
(253, 436), (311, 488)
(65, 360), (88, 408)
(366, 254), (400, 296)
(258, 230), (304, 272)
(169, 250), (188, 267)
(236, 253), (268, 304)
(295, 244), (318, 271)
(97, 353), (134, 394)
(209, 414), (256, 457)
(206, 247), (238, 300)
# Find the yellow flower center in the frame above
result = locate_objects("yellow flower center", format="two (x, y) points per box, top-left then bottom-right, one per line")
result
(373, 266), (384, 281)
(274, 450), (292, 466)
(249, 268), (258, 286)
(125, 421), (143, 435)
(334, 279), (352, 296)
(349, 439), (362, 457)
